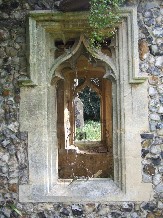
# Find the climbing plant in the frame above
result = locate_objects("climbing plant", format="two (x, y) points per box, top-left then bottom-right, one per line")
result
(89, 0), (125, 47)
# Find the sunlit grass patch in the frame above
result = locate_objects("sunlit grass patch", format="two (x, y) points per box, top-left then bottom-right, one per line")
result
(76, 120), (101, 141)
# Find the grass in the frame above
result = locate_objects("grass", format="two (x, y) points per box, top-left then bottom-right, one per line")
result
(75, 120), (101, 141)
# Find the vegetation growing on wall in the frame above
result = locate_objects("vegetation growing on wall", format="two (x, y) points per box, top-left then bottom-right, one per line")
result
(89, 0), (124, 47)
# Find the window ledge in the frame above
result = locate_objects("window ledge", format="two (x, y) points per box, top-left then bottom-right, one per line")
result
(19, 179), (153, 202)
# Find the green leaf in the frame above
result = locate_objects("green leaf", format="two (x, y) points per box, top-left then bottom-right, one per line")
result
(10, 205), (22, 216)
(89, 0), (125, 48)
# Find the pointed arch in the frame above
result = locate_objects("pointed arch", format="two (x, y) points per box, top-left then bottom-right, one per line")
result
(49, 34), (117, 83)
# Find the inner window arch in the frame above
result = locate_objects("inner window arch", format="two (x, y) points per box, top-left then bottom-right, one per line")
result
(57, 54), (113, 179)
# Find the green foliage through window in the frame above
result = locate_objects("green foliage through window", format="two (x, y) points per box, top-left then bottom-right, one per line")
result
(78, 87), (100, 121)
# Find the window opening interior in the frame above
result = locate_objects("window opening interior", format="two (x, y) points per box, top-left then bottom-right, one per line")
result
(75, 86), (101, 142)
(57, 54), (113, 179)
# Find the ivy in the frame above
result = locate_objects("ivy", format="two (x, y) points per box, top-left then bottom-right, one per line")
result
(89, 0), (125, 47)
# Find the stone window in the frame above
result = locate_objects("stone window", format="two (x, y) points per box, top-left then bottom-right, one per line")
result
(19, 8), (153, 202)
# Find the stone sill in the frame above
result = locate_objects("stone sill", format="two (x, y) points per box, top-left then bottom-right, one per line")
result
(19, 179), (153, 203)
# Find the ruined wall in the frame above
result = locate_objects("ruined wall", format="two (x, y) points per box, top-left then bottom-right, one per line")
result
(0, 0), (163, 217)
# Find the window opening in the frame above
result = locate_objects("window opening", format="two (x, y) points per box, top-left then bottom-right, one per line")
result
(75, 86), (101, 142)
(57, 54), (113, 179)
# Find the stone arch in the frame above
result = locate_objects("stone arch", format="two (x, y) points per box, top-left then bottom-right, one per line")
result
(50, 34), (117, 84)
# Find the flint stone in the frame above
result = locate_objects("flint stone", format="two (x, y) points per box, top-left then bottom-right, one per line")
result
(121, 203), (133, 212)
(98, 206), (110, 215)
(71, 204), (83, 216)
(150, 145), (161, 154)
(1, 139), (10, 147)
(143, 164), (155, 176)
(1, 165), (8, 174)
(147, 66), (161, 76)
(150, 121), (156, 131)
(150, 113), (160, 121)
(156, 38), (163, 45)
(154, 137), (163, 145)
(146, 212), (155, 218)
(1, 153), (10, 162)
(157, 85), (163, 94)
(144, 18), (155, 27)
(161, 151), (163, 158)
(59, 0), (90, 11)
(146, 36), (154, 44)
(143, 10), (153, 18)
(139, 62), (148, 71)
(156, 15), (162, 24)
(158, 201), (163, 209)
(152, 27), (163, 37)
(151, 156), (161, 166)
(158, 106), (163, 114)
(149, 106), (157, 112)
(8, 183), (18, 193)
(22, 202), (34, 212)
(84, 203), (95, 213)
(7, 122), (19, 132)
(0, 193), (4, 201)
(148, 76), (158, 85)
(153, 9), (161, 17)
(157, 128), (163, 136)
(156, 123), (163, 129)
(131, 212), (139, 218)
(141, 133), (154, 139)
(141, 149), (149, 158)
(149, 87), (157, 96)
(7, 144), (16, 155)
(38, 212), (46, 218)
(60, 208), (70, 216)
(160, 114), (163, 120)
(155, 183), (163, 193)
(141, 202), (156, 212)
(152, 174), (162, 186)
(149, 45), (161, 56)
(0, 48), (5, 58)
(111, 211), (122, 218)
(141, 139), (152, 148)
(155, 56), (163, 69)
(158, 166), (163, 173)
(0, 29), (9, 41)
(9, 170), (19, 177)
(142, 174), (152, 183)
(148, 55), (155, 66)
(16, 36), (25, 43)
(161, 8), (163, 15)
(6, 47), (18, 57)
(1, 207), (11, 218)
(139, 40), (149, 60)
(145, 2), (159, 10)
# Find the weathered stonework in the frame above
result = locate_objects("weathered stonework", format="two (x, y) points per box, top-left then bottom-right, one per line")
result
(0, 0), (163, 217)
